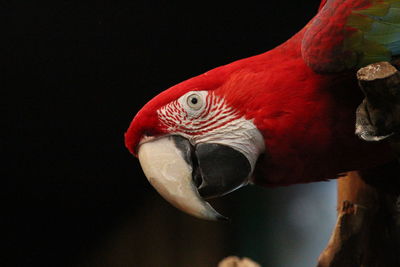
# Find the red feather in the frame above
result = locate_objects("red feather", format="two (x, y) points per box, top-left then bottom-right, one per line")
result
(125, 1), (395, 185)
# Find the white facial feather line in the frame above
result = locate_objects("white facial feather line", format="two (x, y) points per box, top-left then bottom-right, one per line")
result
(157, 91), (265, 172)
(158, 92), (236, 133)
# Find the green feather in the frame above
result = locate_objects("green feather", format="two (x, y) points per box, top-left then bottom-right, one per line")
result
(346, 0), (400, 67)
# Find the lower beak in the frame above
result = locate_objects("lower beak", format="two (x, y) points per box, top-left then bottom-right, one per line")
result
(137, 135), (251, 221)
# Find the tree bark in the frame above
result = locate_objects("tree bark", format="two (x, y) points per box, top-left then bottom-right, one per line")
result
(318, 171), (400, 267)
(355, 61), (400, 141)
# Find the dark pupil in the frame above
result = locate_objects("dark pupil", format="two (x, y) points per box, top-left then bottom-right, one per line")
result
(191, 97), (198, 105)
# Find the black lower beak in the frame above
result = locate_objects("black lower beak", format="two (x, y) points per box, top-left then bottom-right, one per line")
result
(173, 136), (252, 199)
(194, 143), (252, 199)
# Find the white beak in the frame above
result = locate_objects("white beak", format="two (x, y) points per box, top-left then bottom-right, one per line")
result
(137, 136), (226, 221)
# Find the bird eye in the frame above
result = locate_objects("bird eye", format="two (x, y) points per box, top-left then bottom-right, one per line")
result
(186, 93), (203, 110)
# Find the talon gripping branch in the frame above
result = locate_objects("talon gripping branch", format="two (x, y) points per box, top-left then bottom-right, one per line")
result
(125, 0), (400, 220)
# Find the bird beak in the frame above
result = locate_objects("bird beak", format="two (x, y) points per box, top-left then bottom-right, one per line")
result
(137, 135), (252, 221)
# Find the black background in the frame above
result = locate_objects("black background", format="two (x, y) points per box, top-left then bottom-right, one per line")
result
(5, 1), (321, 266)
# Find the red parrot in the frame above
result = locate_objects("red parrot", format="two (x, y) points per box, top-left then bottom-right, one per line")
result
(125, 0), (400, 220)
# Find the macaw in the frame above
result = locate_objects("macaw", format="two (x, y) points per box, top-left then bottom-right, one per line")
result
(125, 0), (400, 220)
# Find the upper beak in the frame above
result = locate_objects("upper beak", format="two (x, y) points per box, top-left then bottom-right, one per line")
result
(137, 135), (252, 221)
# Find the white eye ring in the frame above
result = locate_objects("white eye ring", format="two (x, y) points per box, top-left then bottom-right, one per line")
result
(186, 93), (203, 110)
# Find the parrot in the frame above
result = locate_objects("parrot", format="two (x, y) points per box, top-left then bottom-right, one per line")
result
(125, 0), (400, 220)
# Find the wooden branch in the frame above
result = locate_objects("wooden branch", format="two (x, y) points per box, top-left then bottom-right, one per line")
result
(356, 61), (400, 141)
(218, 256), (261, 267)
(319, 61), (400, 267)
(318, 172), (400, 267)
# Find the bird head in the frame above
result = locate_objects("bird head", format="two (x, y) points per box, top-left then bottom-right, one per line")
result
(125, 65), (265, 221)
